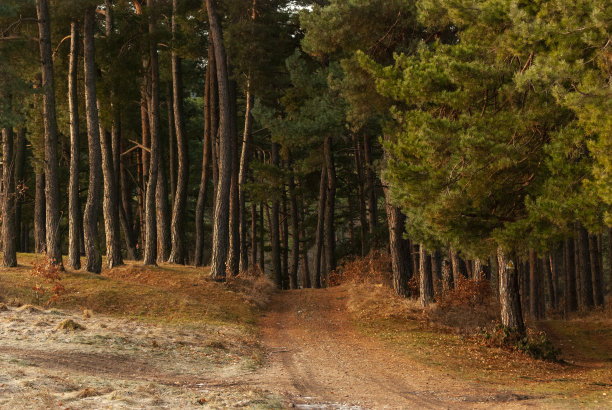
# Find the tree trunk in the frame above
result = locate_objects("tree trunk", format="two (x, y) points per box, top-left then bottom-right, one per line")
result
(324, 135), (336, 275)
(143, 0), (161, 266)
(363, 134), (376, 243)
(36, 0), (62, 266)
(352, 134), (368, 256)
(300, 203), (310, 289)
(270, 144), (282, 288)
(564, 238), (578, 315)
(432, 249), (442, 282)
(282, 184), (289, 288)
(83, 7), (103, 273)
(419, 245), (434, 307)
(167, 84), (176, 199)
(314, 161), (327, 289)
(550, 246), (562, 310)
(207, 0), (233, 280)
(450, 248), (467, 284)
(251, 203), (257, 269)
(2, 128), (17, 267)
(34, 172), (46, 254)
(575, 223), (594, 309)
(14, 128), (26, 253)
(168, 0), (189, 264)
(156, 156), (170, 262)
(442, 251), (453, 294)
(195, 46), (214, 267)
(68, 20), (81, 269)
(238, 81), (254, 272)
(384, 201), (412, 297)
(259, 201), (265, 273)
(289, 169), (299, 289)
(589, 234), (604, 307)
(226, 76), (240, 277)
(529, 249), (541, 319)
(497, 247), (525, 336)
(119, 137), (137, 260)
(99, 108), (123, 268)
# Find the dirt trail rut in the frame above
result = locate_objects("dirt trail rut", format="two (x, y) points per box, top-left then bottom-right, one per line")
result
(248, 287), (534, 409)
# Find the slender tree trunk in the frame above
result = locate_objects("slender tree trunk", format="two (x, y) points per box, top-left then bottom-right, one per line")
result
(352, 134), (368, 256)
(36, 0), (62, 266)
(324, 136), (336, 275)
(156, 156), (170, 262)
(363, 134), (376, 244)
(144, 0), (161, 265)
(301, 204), (311, 289)
(589, 234), (604, 307)
(314, 161), (327, 289)
(432, 249), (442, 281)
(384, 202), (412, 297)
(99, 108), (124, 268)
(259, 201), (265, 273)
(206, 0), (233, 280)
(450, 248), (467, 284)
(550, 246), (562, 310)
(442, 250), (453, 294)
(227, 77), (240, 277)
(544, 254), (555, 310)
(83, 7), (103, 273)
(529, 249), (541, 319)
(14, 128), (25, 253)
(168, 0), (189, 264)
(419, 245), (434, 307)
(563, 238), (577, 315)
(195, 50), (213, 267)
(282, 184), (289, 288)
(270, 144), (282, 288)
(238, 83), (254, 273)
(289, 169), (299, 289)
(575, 223), (594, 309)
(2, 128), (17, 267)
(119, 137), (137, 260)
(251, 202), (257, 269)
(34, 173), (46, 253)
(497, 247), (525, 336)
(167, 84), (176, 199)
(68, 20), (81, 269)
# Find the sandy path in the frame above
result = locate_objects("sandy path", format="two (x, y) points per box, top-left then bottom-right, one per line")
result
(247, 287), (535, 409)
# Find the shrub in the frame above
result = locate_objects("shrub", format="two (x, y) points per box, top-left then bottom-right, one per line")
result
(479, 323), (561, 362)
(31, 255), (65, 306)
(328, 250), (392, 286)
(225, 265), (275, 309)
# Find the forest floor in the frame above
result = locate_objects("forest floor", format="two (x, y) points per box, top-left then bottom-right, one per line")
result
(0, 254), (610, 408)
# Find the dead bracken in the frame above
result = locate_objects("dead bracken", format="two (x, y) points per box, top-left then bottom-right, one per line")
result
(55, 318), (86, 331)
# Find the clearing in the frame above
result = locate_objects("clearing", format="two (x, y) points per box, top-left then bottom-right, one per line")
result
(0, 254), (610, 408)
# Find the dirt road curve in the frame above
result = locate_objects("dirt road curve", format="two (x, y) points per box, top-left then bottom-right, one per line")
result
(250, 287), (534, 409)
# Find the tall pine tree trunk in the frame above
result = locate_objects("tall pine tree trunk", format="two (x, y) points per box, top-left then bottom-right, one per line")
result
(14, 128), (26, 253)
(143, 0), (161, 265)
(270, 143), (282, 288)
(289, 168), (299, 289)
(195, 48), (213, 267)
(2, 128), (17, 267)
(238, 82), (254, 273)
(314, 161), (327, 289)
(324, 136), (336, 275)
(564, 238), (578, 315)
(251, 203), (257, 269)
(156, 158), (170, 262)
(529, 249), (541, 319)
(497, 247), (525, 336)
(68, 20), (81, 269)
(575, 223), (594, 309)
(419, 245), (434, 307)
(36, 0), (62, 266)
(168, 0), (189, 264)
(352, 134), (368, 256)
(34, 172), (46, 253)
(363, 134), (376, 243)
(589, 234), (604, 307)
(207, 0), (233, 280)
(83, 7), (103, 273)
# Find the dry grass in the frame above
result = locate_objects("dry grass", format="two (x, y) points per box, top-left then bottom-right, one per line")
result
(225, 266), (276, 309)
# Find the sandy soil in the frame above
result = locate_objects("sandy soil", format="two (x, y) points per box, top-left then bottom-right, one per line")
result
(248, 287), (544, 409)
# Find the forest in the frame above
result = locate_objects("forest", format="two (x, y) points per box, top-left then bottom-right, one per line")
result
(0, 0), (611, 408)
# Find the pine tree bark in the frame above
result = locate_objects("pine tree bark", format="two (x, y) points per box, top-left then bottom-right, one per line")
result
(195, 49), (213, 267)
(363, 134), (376, 243)
(168, 0), (189, 264)
(143, 0), (162, 265)
(352, 134), (368, 256)
(270, 144), (282, 288)
(282, 184), (289, 288)
(14, 128), (26, 253)
(206, 0), (233, 280)
(545, 254), (556, 310)
(227, 76), (240, 277)
(119, 137), (137, 260)
(497, 247), (525, 336)
(156, 158), (170, 262)
(238, 82), (254, 272)
(324, 136), (336, 275)
(36, 0), (62, 266)
(2, 128), (17, 267)
(259, 201), (265, 273)
(34, 172), (46, 254)
(529, 249), (541, 319)
(289, 169), (299, 289)
(384, 201), (412, 297)
(251, 203), (257, 269)
(83, 7), (103, 273)
(314, 161), (327, 289)
(68, 20), (81, 269)
(99, 109), (124, 268)
(575, 223), (594, 309)
(419, 245), (434, 307)
(588, 234), (604, 307)
(442, 251), (453, 293)
(563, 238), (578, 315)
(167, 85), (176, 199)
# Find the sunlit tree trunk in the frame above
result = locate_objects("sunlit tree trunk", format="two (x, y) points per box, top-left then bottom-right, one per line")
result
(68, 20), (81, 269)
(2, 128), (17, 267)
(34, 172), (46, 254)
(497, 247), (525, 336)
(419, 245), (433, 307)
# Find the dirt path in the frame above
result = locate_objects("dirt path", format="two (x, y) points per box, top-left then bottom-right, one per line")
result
(248, 287), (536, 409)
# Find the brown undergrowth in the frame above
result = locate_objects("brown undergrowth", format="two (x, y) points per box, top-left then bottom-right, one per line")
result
(332, 252), (612, 406)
